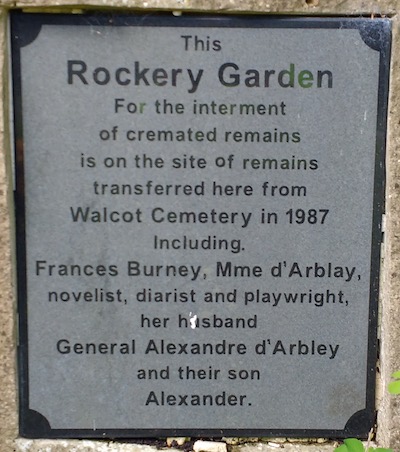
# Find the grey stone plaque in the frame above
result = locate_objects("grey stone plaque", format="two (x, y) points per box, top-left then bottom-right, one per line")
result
(12, 13), (390, 438)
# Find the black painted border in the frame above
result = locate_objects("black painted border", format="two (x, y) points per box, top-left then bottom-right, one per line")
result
(11, 12), (391, 439)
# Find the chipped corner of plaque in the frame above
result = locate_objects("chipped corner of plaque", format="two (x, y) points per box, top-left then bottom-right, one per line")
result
(343, 408), (375, 438)
(11, 13), (43, 49)
(355, 19), (391, 53)
(21, 408), (52, 438)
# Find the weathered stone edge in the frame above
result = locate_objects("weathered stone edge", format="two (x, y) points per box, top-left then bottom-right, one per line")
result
(0, 4), (18, 452)
(0, 0), (396, 15)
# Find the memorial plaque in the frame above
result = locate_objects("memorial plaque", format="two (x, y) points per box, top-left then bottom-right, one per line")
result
(12, 13), (390, 438)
